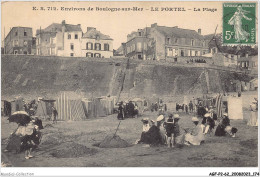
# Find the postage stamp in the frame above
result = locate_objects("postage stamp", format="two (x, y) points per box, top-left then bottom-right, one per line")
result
(223, 3), (256, 45)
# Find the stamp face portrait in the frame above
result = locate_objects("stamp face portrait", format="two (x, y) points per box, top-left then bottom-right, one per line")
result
(223, 3), (256, 45)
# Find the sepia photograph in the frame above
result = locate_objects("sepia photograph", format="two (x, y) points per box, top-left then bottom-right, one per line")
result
(0, 0), (259, 176)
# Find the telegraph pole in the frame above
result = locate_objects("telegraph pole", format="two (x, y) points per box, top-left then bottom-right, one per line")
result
(3, 27), (5, 54)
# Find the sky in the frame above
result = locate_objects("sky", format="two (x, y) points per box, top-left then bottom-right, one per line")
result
(2, 1), (225, 49)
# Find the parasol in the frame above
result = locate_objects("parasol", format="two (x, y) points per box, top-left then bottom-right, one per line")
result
(8, 111), (31, 125)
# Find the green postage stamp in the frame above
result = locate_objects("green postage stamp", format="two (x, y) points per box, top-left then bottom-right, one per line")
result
(223, 3), (256, 45)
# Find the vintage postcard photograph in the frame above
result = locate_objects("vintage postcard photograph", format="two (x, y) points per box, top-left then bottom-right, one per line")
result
(0, 0), (259, 175)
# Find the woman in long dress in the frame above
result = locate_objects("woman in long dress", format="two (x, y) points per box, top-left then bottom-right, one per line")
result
(247, 98), (258, 126)
(185, 117), (205, 146)
(228, 5), (252, 42)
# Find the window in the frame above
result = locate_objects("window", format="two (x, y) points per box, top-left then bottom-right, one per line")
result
(87, 42), (93, 50)
(70, 53), (74, 57)
(175, 38), (178, 43)
(24, 51), (27, 55)
(14, 40), (19, 46)
(139, 32), (142, 36)
(195, 51), (198, 56)
(138, 54), (143, 59)
(104, 44), (109, 51)
(181, 50), (184, 57)
(68, 34), (71, 39)
(24, 32), (27, 36)
(23, 40), (28, 46)
(86, 52), (93, 57)
(70, 43), (74, 50)
(37, 49), (40, 55)
(166, 38), (170, 44)
(191, 39), (195, 46)
(95, 43), (101, 50)
(14, 50), (18, 54)
(202, 40), (205, 47)
(137, 42), (142, 51)
(15, 32), (18, 36)
(94, 53), (101, 58)
(75, 34), (78, 39)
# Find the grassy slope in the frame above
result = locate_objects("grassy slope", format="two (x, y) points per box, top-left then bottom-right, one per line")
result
(1, 55), (247, 100)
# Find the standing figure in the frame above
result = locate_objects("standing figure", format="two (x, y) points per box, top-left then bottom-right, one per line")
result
(154, 102), (158, 112)
(189, 101), (194, 112)
(117, 102), (124, 120)
(151, 103), (154, 112)
(164, 114), (175, 148)
(52, 106), (58, 124)
(185, 105), (189, 114)
(247, 98), (258, 126)
(228, 4), (252, 42)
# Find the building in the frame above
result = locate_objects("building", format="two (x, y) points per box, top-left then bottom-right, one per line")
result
(237, 55), (258, 70)
(36, 21), (113, 58)
(114, 43), (126, 56)
(81, 27), (113, 58)
(124, 23), (211, 60)
(212, 53), (238, 67)
(4, 27), (34, 55)
(36, 20), (82, 57)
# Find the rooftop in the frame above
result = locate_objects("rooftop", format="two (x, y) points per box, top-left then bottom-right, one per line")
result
(82, 28), (113, 40)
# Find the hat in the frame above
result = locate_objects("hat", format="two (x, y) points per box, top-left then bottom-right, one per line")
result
(156, 115), (164, 122)
(192, 117), (199, 122)
(174, 114), (181, 119)
(168, 113), (173, 118)
(141, 118), (149, 124)
(204, 113), (211, 117)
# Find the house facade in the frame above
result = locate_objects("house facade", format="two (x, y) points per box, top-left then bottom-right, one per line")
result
(4, 27), (34, 55)
(36, 20), (82, 57)
(36, 21), (113, 58)
(125, 23), (211, 60)
(81, 27), (113, 58)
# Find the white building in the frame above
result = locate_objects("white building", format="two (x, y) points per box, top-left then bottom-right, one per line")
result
(81, 27), (113, 58)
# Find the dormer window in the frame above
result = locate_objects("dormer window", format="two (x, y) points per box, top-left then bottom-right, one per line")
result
(191, 39), (195, 46)
(202, 40), (205, 47)
(166, 37), (170, 44)
(96, 35), (100, 40)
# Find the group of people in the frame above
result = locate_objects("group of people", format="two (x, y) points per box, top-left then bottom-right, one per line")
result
(5, 116), (44, 160)
(187, 59), (207, 64)
(151, 100), (167, 115)
(117, 101), (138, 120)
(176, 101), (195, 114)
(136, 109), (237, 147)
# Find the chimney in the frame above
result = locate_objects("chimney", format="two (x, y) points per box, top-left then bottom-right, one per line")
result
(245, 53), (249, 58)
(87, 27), (96, 32)
(62, 20), (66, 26)
(151, 23), (157, 28)
(198, 28), (201, 34)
